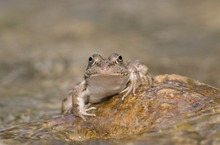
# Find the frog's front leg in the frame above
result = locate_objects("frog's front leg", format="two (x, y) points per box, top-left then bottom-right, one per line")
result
(130, 60), (153, 87)
(61, 80), (96, 121)
(72, 89), (96, 121)
(121, 69), (141, 100)
(121, 60), (153, 100)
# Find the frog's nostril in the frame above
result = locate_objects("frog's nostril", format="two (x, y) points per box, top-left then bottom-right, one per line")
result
(102, 67), (108, 71)
(101, 63), (109, 71)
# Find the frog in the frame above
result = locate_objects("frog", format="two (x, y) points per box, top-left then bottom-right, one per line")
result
(61, 53), (153, 121)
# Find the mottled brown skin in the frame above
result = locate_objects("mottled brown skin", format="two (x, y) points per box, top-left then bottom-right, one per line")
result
(61, 53), (153, 121)
(45, 74), (220, 141)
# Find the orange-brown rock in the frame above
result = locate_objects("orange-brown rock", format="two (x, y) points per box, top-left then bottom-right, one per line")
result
(44, 74), (220, 141)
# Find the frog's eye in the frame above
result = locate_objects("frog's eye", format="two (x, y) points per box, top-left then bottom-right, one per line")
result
(88, 56), (95, 65)
(118, 55), (123, 61)
(116, 55), (123, 64)
(88, 56), (93, 62)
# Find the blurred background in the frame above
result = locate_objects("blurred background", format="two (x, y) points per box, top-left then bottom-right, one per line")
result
(0, 0), (220, 132)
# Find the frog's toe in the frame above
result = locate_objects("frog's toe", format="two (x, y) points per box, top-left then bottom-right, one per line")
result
(122, 94), (129, 100)
(120, 87), (129, 93)
(85, 107), (96, 111)
(79, 114), (87, 121)
(81, 112), (96, 117)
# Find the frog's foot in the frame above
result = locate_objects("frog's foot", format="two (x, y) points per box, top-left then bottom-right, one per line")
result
(121, 69), (141, 100)
(80, 109), (96, 118)
(77, 104), (96, 121)
(121, 84), (139, 100)
(76, 107), (96, 121)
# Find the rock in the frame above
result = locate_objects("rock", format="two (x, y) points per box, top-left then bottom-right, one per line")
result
(44, 74), (220, 141)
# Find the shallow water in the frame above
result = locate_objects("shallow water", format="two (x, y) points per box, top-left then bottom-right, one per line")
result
(0, 0), (220, 144)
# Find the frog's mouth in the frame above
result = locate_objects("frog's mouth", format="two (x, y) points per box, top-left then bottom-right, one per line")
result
(89, 72), (128, 77)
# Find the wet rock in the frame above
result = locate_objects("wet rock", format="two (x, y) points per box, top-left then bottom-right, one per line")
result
(44, 74), (220, 141)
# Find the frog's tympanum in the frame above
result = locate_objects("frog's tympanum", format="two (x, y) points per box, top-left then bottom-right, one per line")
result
(61, 53), (153, 120)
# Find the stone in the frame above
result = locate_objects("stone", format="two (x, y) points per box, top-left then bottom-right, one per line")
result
(44, 74), (220, 141)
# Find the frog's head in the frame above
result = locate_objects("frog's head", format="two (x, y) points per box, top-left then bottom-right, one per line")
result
(85, 53), (129, 78)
